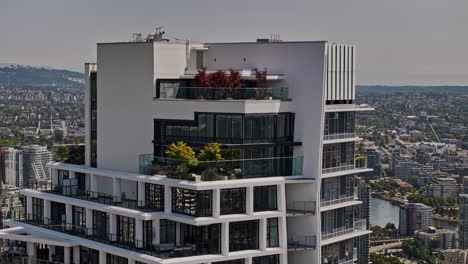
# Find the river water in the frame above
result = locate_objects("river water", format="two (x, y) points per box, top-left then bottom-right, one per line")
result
(370, 197), (459, 232)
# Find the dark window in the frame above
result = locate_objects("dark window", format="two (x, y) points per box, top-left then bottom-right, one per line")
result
(160, 219), (176, 244)
(72, 206), (86, 234)
(143, 220), (153, 249)
(57, 169), (69, 187)
(322, 142), (355, 169)
(117, 215), (135, 246)
(229, 220), (259, 251)
(144, 183), (164, 211)
(32, 197), (43, 220)
(213, 259), (245, 264)
(106, 253), (128, 264)
(80, 246), (99, 264)
(90, 71), (97, 168)
(92, 210), (108, 239)
(267, 218), (279, 247)
(180, 223), (221, 254)
(252, 255), (279, 264)
(221, 188), (246, 215)
(254, 185), (277, 212)
(172, 187), (212, 217)
(51, 201), (65, 224)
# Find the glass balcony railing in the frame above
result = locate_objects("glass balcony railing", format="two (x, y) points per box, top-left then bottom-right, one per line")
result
(322, 157), (367, 174)
(286, 201), (316, 215)
(158, 87), (289, 100)
(139, 155), (304, 180)
(321, 219), (368, 241)
(323, 133), (357, 141)
(320, 187), (358, 207)
(12, 213), (212, 259)
(288, 235), (316, 250)
(27, 183), (163, 212)
(322, 249), (357, 264)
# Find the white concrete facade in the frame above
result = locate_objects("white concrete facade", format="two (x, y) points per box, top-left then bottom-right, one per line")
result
(2, 38), (372, 264)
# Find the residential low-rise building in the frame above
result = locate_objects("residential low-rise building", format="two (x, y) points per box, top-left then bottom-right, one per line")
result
(415, 226), (456, 250)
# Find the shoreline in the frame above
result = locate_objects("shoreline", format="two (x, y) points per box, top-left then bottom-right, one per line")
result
(372, 193), (460, 225)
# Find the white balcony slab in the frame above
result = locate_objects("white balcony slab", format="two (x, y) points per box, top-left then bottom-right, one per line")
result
(321, 168), (373, 179)
(321, 230), (372, 246)
(325, 104), (374, 112)
(319, 200), (362, 212)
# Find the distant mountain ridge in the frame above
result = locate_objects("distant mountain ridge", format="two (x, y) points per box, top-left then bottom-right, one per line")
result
(357, 85), (468, 95)
(0, 65), (84, 88)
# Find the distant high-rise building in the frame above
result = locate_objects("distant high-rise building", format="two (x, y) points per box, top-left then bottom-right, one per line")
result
(399, 203), (433, 236)
(363, 148), (381, 178)
(415, 226), (457, 250)
(21, 145), (52, 187)
(355, 181), (370, 264)
(426, 177), (459, 198)
(459, 177), (468, 249)
(0, 147), (23, 188)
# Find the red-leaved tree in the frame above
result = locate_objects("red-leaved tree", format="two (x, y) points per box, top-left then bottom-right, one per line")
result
(228, 69), (243, 88)
(192, 68), (210, 87)
(208, 71), (230, 87)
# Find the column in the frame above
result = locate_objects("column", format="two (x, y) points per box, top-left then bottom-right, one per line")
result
(48, 245), (55, 261)
(279, 216), (288, 250)
(128, 259), (136, 264)
(164, 185), (171, 214)
(138, 181), (145, 203)
(99, 251), (106, 263)
(26, 242), (36, 264)
(246, 186), (254, 215)
(66, 204), (73, 229)
(85, 208), (93, 235)
(51, 169), (58, 187)
(64, 247), (71, 264)
(113, 178), (121, 202)
(26, 196), (33, 219)
(109, 214), (117, 241)
(43, 200), (51, 224)
(90, 174), (98, 198)
(259, 218), (267, 250)
(279, 253), (288, 264)
(153, 218), (160, 245)
(213, 189), (220, 218)
(277, 183), (285, 212)
(69, 170), (75, 179)
(246, 257), (253, 264)
(221, 222), (229, 256)
(73, 246), (80, 264)
(135, 219), (143, 248)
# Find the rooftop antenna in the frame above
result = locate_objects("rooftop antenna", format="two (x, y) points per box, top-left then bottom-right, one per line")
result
(146, 26), (167, 42)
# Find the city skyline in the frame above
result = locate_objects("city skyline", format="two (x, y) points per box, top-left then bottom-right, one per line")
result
(2, 0), (468, 86)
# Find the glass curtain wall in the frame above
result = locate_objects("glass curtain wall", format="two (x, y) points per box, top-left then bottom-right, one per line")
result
(229, 220), (259, 251)
(220, 188), (246, 215)
(172, 188), (212, 217)
(254, 185), (278, 212)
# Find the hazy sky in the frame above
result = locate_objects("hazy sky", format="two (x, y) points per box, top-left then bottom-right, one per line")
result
(2, 0), (468, 85)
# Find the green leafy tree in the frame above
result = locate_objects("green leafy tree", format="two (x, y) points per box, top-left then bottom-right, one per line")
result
(198, 142), (224, 161)
(55, 146), (69, 162)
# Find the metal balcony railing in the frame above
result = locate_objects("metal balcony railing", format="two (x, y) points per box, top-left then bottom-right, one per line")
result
(158, 87), (290, 100)
(288, 235), (316, 250)
(11, 213), (212, 259)
(27, 183), (163, 212)
(286, 201), (316, 215)
(0, 254), (65, 264)
(139, 155), (304, 180)
(323, 133), (357, 141)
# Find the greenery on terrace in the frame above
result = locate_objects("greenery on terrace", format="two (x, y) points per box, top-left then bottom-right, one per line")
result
(159, 141), (242, 181)
(370, 223), (398, 240)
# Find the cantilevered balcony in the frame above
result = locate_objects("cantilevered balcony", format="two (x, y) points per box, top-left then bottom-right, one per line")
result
(322, 248), (358, 264)
(286, 201), (316, 216)
(321, 219), (369, 245)
(12, 213), (217, 259)
(321, 156), (371, 178)
(288, 235), (316, 251)
(139, 155), (304, 180)
(320, 187), (360, 211)
(27, 184), (162, 212)
(158, 87), (290, 101)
